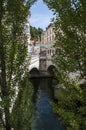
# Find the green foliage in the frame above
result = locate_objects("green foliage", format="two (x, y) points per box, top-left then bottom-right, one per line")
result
(26, 0), (37, 8)
(43, 0), (86, 129)
(0, 0), (37, 129)
(52, 81), (86, 130)
(11, 74), (34, 130)
(44, 0), (86, 77)
(30, 26), (43, 40)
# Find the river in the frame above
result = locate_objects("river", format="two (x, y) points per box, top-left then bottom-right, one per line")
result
(32, 78), (66, 130)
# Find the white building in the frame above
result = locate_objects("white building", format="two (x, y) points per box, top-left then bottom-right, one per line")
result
(25, 14), (32, 54)
(25, 14), (31, 44)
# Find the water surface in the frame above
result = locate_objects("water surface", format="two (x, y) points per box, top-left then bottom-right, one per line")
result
(32, 89), (66, 130)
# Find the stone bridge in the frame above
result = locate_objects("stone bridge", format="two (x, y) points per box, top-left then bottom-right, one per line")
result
(29, 50), (56, 78)
(29, 50), (66, 130)
(29, 50), (57, 102)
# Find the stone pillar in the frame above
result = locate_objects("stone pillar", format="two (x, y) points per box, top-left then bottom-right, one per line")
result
(39, 58), (47, 72)
(39, 51), (47, 72)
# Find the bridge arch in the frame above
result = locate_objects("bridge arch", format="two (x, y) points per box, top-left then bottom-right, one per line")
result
(47, 65), (56, 76)
(29, 68), (40, 103)
(29, 67), (40, 76)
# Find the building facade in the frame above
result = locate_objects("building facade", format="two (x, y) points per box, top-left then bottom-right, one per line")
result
(25, 14), (31, 44)
(25, 14), (34, 54)
(40, 23), (55, 56)
(41, 23), (55, 44)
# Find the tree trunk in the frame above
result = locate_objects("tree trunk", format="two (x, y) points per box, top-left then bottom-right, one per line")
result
(0, 1), (11, 130)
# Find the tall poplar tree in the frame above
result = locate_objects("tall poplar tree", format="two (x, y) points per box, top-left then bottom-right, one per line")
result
(43, 0), (86, 129)
(0, 0), (37, 130)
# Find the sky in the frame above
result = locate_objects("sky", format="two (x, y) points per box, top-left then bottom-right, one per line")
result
(30, 0), (54, 30)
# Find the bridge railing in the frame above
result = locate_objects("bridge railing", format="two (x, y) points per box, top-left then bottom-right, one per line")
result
(29, 48), (54, 72)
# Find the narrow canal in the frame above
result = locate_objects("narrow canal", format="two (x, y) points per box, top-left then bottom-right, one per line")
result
(32, 78), (66, 130)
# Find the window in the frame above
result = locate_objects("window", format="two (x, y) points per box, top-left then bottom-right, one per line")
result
(25, 25), (29, 33)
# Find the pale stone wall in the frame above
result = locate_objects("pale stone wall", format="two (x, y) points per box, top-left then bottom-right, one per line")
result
(41, 24), (55, 44)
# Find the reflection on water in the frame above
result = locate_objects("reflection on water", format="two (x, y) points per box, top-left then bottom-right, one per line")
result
(32, 89), (66, 130)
